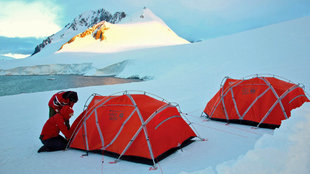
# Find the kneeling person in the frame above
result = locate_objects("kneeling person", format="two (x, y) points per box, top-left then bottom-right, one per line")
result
(38, 105), (74, 153)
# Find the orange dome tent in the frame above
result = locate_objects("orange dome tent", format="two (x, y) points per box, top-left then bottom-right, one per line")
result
(204, 75), (309, 129)
(68, 91), (197, 167)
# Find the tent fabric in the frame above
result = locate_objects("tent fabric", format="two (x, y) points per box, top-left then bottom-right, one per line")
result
(204, 76), (309, 128)
(68, 91), (197, 166)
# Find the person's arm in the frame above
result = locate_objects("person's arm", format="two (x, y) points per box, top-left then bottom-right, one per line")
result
(50, 94), (62, 112)
(53, 93), (70, 112)
(56, 118), (71, 139)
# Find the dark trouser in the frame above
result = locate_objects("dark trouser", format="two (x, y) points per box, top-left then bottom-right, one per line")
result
(40, 135), (68, 151)
(49, 107), (70, 130)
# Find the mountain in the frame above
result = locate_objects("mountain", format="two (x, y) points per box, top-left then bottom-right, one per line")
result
(32, 8), (189, 55)
(31, 8), (126, 55)
(0, 55), (14, 61)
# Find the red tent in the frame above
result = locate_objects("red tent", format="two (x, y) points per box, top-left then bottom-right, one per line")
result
(69, 91), (197, 166)
(204, 76), (309, 128)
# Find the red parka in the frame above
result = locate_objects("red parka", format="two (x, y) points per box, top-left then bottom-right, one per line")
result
(48, 91), (74, 112)
(40, 105), (74, 140)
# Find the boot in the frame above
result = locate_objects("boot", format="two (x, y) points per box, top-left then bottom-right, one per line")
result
(37, 146), (50, 153)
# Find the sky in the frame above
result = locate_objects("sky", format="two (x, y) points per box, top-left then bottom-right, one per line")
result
(1, 0), (310, 39)
(0, 0), (62, 38)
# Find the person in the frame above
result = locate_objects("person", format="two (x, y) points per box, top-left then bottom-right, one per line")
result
(48, 91), (78, 129)
(38, 105), (74, 153)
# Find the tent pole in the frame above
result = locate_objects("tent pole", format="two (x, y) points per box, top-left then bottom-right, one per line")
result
(241, 88), (270, 119)
(230, 88), (241, 119)
(257, 78), (300, 127)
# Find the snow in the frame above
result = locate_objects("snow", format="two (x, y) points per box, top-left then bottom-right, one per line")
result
(1, 13), (310, 174)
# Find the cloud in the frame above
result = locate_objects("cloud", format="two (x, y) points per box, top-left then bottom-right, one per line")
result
(0, 1), (62, 38)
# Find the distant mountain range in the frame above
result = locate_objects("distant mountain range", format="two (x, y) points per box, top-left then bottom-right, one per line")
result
(0, 55), (14, 61)
(32, 8), (189, 55)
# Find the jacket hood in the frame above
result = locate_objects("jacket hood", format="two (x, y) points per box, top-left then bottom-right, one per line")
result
(60, 105), (74, 120)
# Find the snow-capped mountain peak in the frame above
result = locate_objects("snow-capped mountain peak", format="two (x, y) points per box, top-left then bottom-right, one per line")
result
(120, 7), (167, 26)
(57, 8), (189, 53)
(64, 9), (125, 31)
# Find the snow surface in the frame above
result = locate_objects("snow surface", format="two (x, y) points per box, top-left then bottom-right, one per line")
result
(1, 15), (310, 174)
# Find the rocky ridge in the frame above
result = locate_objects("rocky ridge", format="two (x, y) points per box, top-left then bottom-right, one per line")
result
(58, 21), (110, 51)
(31, 9), (126, 55)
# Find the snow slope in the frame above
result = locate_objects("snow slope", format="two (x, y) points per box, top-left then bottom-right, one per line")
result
(0, 16), (310, 174)
(59, 8), (189, 53)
